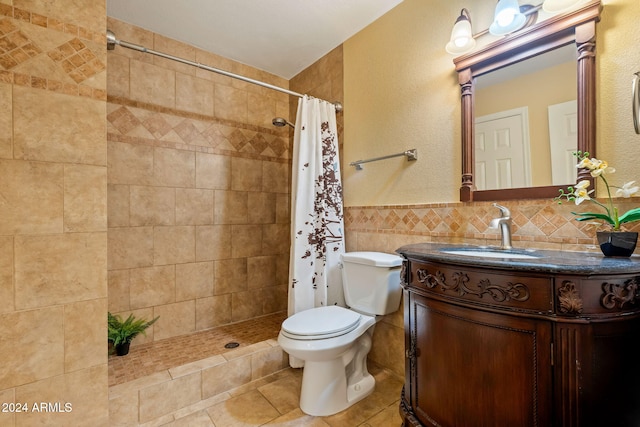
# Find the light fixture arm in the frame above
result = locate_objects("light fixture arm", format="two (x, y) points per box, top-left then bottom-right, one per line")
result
(457, 8), (472, 26)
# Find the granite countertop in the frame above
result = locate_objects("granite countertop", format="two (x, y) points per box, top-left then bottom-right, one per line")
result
(396, 242), (640, 275)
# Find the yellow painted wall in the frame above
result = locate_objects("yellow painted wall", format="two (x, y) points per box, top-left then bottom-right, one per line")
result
(597, 0), (640, 188)
(344, 0), (640, 206)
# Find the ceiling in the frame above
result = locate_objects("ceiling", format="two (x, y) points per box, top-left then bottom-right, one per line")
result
(106, 0), (404, 80)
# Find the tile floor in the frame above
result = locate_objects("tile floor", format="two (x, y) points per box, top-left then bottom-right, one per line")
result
(160, 363), (404, 427)
(108, 311), (404, 426)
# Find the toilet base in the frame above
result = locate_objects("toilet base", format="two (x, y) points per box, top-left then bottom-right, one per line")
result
(299, 359), (375, 416)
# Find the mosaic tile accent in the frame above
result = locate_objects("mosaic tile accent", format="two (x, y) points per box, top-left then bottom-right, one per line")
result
(47, 37), (105, 83)
(107, 101), (291, 160)
(0, 18), (41, 70)
(0, 7), (106, 100)
(0, 5), (103, 43)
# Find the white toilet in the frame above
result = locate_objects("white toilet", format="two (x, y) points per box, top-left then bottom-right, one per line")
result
(278, 251), (403, 416)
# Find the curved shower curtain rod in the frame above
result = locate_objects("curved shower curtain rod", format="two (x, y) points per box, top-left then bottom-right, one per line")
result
(106, 30), (343, 113)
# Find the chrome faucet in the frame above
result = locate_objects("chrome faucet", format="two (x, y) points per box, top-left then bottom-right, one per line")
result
(489, 203), (512, 250)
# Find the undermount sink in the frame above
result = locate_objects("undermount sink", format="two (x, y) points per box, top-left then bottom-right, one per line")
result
(440, 248), (542, 259)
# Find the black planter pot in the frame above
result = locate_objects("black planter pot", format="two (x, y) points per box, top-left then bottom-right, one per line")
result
(115, 342), (131, 356)
(597, 231), (638, 257)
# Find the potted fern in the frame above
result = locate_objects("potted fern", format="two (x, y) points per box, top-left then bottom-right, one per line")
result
(108, 312), (159, 356)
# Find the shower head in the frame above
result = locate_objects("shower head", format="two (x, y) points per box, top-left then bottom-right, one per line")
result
(106, 29), (117, 50)
(272, 117), (295, 129)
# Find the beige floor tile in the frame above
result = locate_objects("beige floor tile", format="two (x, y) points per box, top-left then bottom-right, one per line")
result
(357, 401), (402, 427)
(166, 410), (215, 427)
(258, 374), (302, 415)
(206, 389), (280, 426)
(173, 392), (231, 420)
(263, 408), (331, 426)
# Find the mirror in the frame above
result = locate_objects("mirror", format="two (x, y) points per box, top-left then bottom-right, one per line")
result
(475, 45), (577, 190)
(454, 0), (602, 202)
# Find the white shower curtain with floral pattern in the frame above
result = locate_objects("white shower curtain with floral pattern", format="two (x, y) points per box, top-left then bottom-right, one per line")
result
(288, 96), (345, 345)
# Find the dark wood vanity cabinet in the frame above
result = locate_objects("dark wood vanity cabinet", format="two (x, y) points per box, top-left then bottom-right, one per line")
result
(398, 248), (640, 427)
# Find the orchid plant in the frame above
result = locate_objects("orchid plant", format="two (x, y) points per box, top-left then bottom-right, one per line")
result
(555, 151), (640, 231)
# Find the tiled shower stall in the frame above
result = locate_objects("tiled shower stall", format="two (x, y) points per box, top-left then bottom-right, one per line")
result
(106, 17), (292, 343)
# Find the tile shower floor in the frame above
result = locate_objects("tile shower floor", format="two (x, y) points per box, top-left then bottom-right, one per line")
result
(108, 310), (404, 426)
(108, 311), (288, 386)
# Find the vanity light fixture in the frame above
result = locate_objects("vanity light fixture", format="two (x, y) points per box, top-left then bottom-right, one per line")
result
(445, 9), (476, 55)
(445, 0), (586, 55)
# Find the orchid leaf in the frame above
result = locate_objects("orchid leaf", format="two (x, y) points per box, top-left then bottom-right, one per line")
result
(619, 208), (640, 224)
(570, 212), (615, 224)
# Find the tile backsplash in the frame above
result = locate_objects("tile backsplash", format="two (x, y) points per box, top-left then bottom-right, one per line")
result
(345, 198), (640, 254)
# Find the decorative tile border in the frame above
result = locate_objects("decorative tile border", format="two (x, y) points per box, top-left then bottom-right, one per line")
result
(0, 4), (103, 43)
(107, 98), (291, 162)
(0, 69), (107, 99)
(0, 8), (106, 100)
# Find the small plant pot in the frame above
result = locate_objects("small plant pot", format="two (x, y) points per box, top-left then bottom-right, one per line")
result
(597, 231), (638, 257)
(115, 342), (131, 356)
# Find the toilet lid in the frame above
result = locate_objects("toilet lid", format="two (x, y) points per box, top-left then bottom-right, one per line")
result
(281, 306), (361, 340)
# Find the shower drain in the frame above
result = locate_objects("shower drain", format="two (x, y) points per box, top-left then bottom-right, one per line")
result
(224, 342), (240, 349)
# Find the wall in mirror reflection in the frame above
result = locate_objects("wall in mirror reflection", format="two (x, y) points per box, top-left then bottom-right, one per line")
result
(474, 45), (578, 191)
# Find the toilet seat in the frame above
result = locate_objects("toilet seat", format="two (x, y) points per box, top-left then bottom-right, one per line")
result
(281, 306), (361, 340)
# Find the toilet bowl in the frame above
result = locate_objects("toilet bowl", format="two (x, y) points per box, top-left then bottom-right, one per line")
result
(278, 252), (403, 416)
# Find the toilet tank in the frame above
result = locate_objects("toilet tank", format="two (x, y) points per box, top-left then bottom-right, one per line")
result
(340, 252), (403, 315)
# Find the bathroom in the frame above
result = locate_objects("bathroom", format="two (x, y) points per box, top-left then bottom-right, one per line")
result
(1, 0), (639, 425)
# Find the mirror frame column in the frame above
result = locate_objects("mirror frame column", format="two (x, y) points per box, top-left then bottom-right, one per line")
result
(576, 19), (597, 184)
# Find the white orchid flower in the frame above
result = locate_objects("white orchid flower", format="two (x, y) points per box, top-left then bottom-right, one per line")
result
(576, 157), (615, 177)
(573, 180), (594, 205)
(557, 152), (640, 231)
(590, 160), (614, 177)
(576, 157), (595, 170)
(616, 181), (640, 198)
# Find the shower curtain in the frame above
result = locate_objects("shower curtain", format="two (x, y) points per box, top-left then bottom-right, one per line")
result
(288, 96), (345, 342)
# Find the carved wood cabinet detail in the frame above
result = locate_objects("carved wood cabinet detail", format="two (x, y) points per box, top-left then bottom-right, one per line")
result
(398, 255), (640, 427)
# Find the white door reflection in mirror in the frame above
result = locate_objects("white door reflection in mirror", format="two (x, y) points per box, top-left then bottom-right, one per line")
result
(474, 44), (576, 190)
(475, 108), (531, 191)
(548, 100), (578, 185)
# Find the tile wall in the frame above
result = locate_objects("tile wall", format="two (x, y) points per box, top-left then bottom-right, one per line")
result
(0, 1), (108, 426)
(106, 18), (291, 345)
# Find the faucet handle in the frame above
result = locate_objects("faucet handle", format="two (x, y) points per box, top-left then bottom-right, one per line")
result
(492, 203), (511, 218)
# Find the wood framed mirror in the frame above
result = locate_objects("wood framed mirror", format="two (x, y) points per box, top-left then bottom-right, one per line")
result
(454, 0), (602, 202)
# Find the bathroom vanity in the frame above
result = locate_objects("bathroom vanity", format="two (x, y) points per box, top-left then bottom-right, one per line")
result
(397, 243), (640, 427)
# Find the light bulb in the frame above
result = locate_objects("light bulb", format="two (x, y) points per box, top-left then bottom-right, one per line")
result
(455, 37), (470, 48)
(496, 9), (516, 27)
